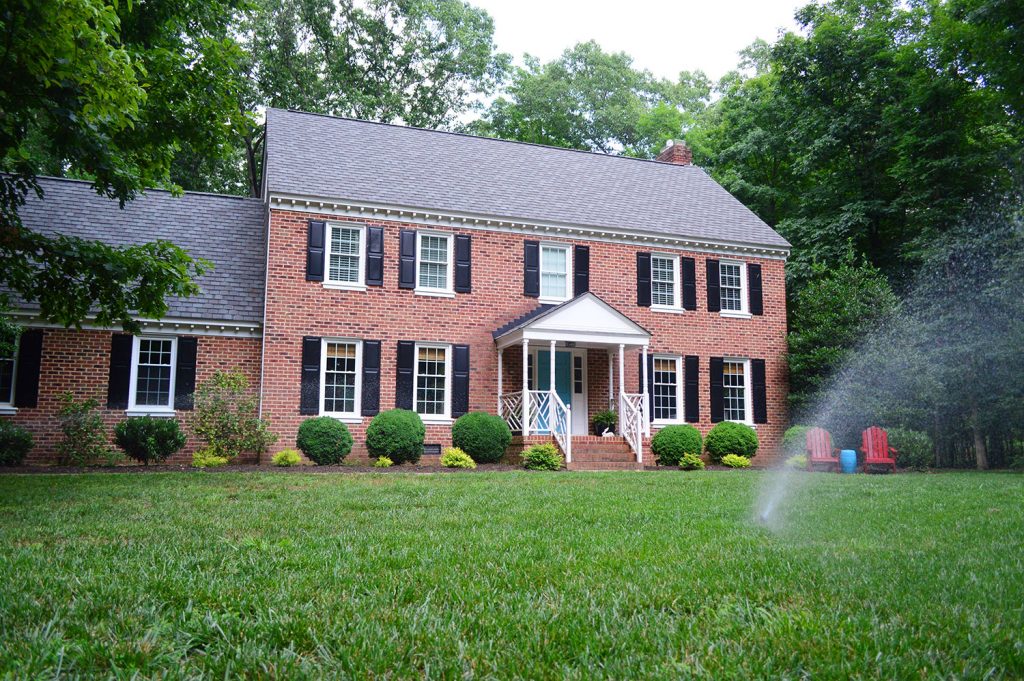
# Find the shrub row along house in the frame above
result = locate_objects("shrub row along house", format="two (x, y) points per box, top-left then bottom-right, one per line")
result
(2, 109), (790, 468)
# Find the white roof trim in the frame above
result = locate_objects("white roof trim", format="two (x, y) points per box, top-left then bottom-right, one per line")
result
(495, 293), (651, 349)
(7, 311), (262, 339)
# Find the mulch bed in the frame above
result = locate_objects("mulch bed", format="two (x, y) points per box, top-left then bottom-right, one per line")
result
(0, 463), (526, 475)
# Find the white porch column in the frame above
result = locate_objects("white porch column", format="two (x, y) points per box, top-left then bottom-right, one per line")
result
(641, 345), (650, 436)
(549, 340), (557, 430)
(618, 344), (625, 403)
(607, 350), (614, 410)
(522, 339), (530, 437)
(497, 348), (503, 414)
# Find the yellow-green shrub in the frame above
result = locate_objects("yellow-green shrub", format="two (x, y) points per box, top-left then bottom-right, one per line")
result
(721, 454), (752, 468)
(272, 448), (302, 467)
(441, 447), (476, 469)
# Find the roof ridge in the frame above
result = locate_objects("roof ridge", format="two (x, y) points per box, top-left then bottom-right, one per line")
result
(272, 108), (702, 171)
(32, 175), (262, 203)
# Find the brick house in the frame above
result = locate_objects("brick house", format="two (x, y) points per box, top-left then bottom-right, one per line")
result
(2, 108), (790, 467)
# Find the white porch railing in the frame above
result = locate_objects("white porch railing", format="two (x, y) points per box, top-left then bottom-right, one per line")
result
(619, 392), (645, 463)
(499, 391), (524, 432)
(498, 389), (572, 464)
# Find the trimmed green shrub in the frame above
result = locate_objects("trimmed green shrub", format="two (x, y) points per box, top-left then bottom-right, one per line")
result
(705, 422), (758, 462)
(441, 447), (476, 469)
(786, 454), (808, 469)
(56, 392), (119, 466)
(721, 454), (752, 468)
(373, 456), (394, 468)
(296, 417), (353, 465)
(523, 443), (562, 471)
(888, 428), (934, 470)
(191, 370), (276, 463)
(651, 424), (703, 466)
(0, 420), (33, 466)
(451, 412), (512, 463)
(366, 409), (425, 464)
(679, 452), (705, 471)
(592, 410), (617, 435)
(272, 448), (301, 466)
(192, 449), (229, 468)
(782, 425), (812, 457)
(114, 416), (187, 465)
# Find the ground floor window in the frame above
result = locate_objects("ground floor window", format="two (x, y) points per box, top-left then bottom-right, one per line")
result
(0, 350), (13, 406)
(322, 340), (361, 416)
(723, 359), (748, 422)
(415, 344), (449, 417)
(131, 337), (177, 410)
(653, 355), (682, 422)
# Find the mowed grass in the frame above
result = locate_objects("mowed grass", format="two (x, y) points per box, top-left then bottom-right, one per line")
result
(0, 471), (1022, 679)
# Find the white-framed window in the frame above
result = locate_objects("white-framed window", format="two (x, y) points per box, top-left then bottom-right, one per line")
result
(539, 243), (571, 302)
(321, 339), (362, 418)
(723, 358), (751, 423)
(0, 343), (15, 407)
(652, 355), (683, 423)
(129, 336), (177, 413)
(416, 232), (453, 294)
(326, 223), (365, 287)
(414, 343), (451, 419)
(720, 261), (747, 314)
(651, 254), (680, 309)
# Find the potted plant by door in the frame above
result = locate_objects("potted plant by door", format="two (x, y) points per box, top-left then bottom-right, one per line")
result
(592, 410), (617, 436)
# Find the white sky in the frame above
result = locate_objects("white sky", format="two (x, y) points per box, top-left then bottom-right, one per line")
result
(472, 0), (806, 81)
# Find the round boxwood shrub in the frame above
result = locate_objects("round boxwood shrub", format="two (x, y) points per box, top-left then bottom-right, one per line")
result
(296, 417), (353, 465)
(704, 421), (759, 462)
(650, 424), (703, 466)
(114, 416), (186, 465)
(782, 425), (811, 457)
(451, 411), (512, 463)
(888, 427), (934, 470)
(366, 409), (425, 464)
(0, 420), (33, 466)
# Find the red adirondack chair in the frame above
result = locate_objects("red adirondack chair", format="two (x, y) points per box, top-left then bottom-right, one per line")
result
(805, 427), (840, 472)
(861, 426), (897, 472)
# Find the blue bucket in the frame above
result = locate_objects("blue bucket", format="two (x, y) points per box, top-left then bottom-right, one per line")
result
(839, 449), (858, 474)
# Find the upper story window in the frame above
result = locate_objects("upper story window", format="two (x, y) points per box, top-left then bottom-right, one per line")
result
(720, 261), (747, 313)
(130, 337), (177, 412)
(417, 232), (453, 293)
(0, 346), (14, 406)
(327, 224), (365, 286)
(651, 254), (680, 308)
(723, 359), (749, 423)
(321, 339), (361, 417)
(653, 355), (682, 423)
(539, 244), (570, 301)
(415, 343), (450, 418)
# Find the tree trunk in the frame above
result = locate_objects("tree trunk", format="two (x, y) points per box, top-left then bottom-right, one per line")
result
(971, 406), (988, 470)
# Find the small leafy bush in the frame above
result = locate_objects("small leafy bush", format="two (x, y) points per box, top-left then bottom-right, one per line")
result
(296, 417), (353, 465)
(523, 443), (562, 471)
(0, 420), (33, 466)
(786, 454), (808, 469)
(192, 448), (229, 468)
(114, 416), (187, 465)
(888, 428), (934, 470)
(451, 412), (512, 463)
(705, 422), (758, 462)
(679, 452), (705, 471)
(373, 456), (394, 468)
(651, 424), (703, 466)
(366, 409), (424, 464)
(592, 410), (617, 435)
(441, 446), (477, 469)
(272, 448), (301, 466)
(192, 370), (276, 463)
(56, 392), (118, 466)
(782, 425), (812, 457)
(721, 454), (752, 468)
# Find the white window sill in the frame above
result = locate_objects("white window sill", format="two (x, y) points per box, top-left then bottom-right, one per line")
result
(725, 419), (757, 428)
(414, 288), (455, 298)
(652, 419), (686, 429)
(0, 405), (18, 415)
(720, 310), (752, 320)
(126, 409), (176, 418)
(419, 416), (453, 425)
(322, 413), (363, 424)
(651, 305), (685, 314)
(538, 296), (570, 305)
(323, 282), (367, 292)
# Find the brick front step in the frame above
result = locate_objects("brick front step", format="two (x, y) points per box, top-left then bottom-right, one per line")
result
(567, 460), (644, 471)
(570, 450), (635, 462)
(568, 435), (640, 469)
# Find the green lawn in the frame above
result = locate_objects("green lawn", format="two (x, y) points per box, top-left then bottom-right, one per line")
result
(1, 471), (1022, 678)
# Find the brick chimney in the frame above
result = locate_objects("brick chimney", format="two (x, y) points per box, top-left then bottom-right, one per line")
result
(656, 139), (692, 165)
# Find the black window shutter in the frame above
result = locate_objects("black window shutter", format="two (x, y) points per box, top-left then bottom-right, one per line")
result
(307, 220), (326, 282)
(174, 337), (198, 410)
(681, 257), (697, 311)
(636, 252), (651, 307)
(639, 352), (654, 423)
(748, 263), (763, 315)
(684, 355), (699, 422)
(106, 334), (133, 409)
(300, 336), (321, 415)
(706, 259), (721, 312)
(454, 234), (472, 293)
(366, 226), (384, 286)
(361, 340), (381, 416)
(12, 329), (43, 409)
(573, 245), (590, 296)
(523, 240), (539, 297)
(452, 344), (470, 417)
(399, 229), (417, 289)
(395, 341), (415, 409)
(709, 356), (724, 423)
(752, 358), (767, 423)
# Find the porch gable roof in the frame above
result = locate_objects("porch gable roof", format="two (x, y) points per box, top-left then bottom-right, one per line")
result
(493, 293), (650, 349)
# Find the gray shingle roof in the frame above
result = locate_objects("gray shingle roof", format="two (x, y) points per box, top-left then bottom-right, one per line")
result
(16, 177), (266, 323)
(265, 108), (790, 250)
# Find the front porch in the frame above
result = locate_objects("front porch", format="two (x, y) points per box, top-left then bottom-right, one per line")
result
(492, 293), (652, 465)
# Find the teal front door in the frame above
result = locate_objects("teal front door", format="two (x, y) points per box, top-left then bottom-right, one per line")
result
(535, 351), (572, 434)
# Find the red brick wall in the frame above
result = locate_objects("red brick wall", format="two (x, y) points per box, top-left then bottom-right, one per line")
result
(263, 208), (789, 464)
(3, 329), (261, 465)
